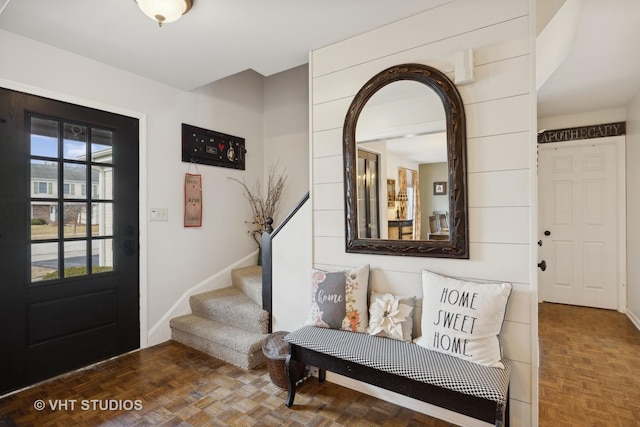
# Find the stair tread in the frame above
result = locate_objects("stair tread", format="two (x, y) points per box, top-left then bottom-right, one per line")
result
(170, 314), (267, 353)
(191, 286), (254, 306)
(232, 265), (262, 278)
(190, 286), (268, 333)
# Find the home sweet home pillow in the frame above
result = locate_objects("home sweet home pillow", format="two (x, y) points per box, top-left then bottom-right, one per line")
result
(414, 270), (512, 368)
(305, 264), (370, 333)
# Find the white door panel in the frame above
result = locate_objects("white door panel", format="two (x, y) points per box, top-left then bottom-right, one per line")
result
(539, 138), (621, 309)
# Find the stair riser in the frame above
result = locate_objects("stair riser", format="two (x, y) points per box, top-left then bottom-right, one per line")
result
(172, 329), (265, 370)
(231, 266), (263, 306)
(170, 314), (266, 352)
(190, 297), (269, 334)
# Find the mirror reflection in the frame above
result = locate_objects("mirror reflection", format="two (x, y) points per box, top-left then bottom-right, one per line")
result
(356, 80), (450, 241)
(343, 63), (468, 258)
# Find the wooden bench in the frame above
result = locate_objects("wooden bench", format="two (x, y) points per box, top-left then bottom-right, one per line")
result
(284, 326), (511, 427)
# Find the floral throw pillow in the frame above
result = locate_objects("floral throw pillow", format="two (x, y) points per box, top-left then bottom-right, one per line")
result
(367, 293), (415, 342)
(305, 264), (370, 333)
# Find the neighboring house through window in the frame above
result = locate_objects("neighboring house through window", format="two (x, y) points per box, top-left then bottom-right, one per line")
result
(33, 181), (53, 195)
(30, 163), (101, 224)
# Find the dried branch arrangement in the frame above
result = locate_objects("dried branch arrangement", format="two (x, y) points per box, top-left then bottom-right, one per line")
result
(229, 164), (287, 247)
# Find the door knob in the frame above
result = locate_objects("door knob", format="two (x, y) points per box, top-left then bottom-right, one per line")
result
(544, 230), (551, 236)
(538, 260), (547, 271)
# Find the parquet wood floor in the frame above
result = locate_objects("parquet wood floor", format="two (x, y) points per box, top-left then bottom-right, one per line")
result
(2, 302), (639, 426)
(0, 341), (452, 426)
(539, 302), (640, 426)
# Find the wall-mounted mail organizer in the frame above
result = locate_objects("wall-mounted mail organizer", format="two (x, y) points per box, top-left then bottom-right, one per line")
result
(181, 123), (246, 170)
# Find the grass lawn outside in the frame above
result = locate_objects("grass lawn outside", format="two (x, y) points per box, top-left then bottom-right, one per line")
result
(31, 224), (101, 240)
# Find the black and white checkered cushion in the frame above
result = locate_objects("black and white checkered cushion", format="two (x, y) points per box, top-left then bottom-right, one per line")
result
(285, 326), (510, 404)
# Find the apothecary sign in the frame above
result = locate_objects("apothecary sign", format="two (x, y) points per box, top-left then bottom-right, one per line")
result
(538, 122), (625, 144)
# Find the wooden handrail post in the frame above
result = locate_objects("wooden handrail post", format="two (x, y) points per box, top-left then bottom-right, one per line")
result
(262, 227), (273, 333)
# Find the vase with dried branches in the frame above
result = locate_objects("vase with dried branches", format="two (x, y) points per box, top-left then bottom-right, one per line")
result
(229, 164), (287, 249)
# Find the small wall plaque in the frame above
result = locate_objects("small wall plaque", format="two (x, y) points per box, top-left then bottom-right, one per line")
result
(182, 123), (246, 170)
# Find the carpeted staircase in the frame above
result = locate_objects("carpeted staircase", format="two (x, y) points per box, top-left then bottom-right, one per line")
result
(170, 265), (269, 370)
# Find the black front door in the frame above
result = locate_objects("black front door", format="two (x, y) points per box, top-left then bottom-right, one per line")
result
(0, 87), (140, 395)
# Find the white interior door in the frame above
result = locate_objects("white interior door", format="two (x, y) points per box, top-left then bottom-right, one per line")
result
(539, 137), (624, 310)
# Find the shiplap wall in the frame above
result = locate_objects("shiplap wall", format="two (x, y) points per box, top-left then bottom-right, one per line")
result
(310, 1), (536, 425)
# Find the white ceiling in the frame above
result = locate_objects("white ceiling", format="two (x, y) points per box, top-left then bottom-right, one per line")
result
(0, 0), (448, 91)
(536, 0), (640, 118)
(1, 0), (639, 118)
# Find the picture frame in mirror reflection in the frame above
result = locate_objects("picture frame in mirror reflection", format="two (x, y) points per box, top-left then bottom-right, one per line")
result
(387, 179), (396, 207)
(433, 181), (447, 196)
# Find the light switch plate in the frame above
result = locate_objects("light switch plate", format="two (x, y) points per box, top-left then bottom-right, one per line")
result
(150, 208), (168, 221)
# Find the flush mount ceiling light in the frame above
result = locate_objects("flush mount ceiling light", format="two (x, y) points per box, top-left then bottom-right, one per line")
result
(136, 0), (193, 27)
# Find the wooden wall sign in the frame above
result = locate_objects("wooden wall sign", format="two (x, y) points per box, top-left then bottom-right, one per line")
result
(184, 173), (202, 227)
(182, 123), (246, 170)
(538, 122), (625, 144)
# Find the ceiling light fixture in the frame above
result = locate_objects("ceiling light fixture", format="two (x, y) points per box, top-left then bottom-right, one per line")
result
(136, 0), (193, 27)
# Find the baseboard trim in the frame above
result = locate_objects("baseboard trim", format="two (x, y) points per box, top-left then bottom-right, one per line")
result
(627, 308), (640, 332)
(146, 250), (258, 346)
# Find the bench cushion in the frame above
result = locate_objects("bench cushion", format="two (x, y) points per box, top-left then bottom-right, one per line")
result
(285, 326), (511, 404)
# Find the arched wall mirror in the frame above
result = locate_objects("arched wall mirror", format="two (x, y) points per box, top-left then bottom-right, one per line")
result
(343, 63), (468, 258)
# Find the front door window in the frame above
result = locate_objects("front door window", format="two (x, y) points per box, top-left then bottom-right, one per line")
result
(29, 115), (115, 282)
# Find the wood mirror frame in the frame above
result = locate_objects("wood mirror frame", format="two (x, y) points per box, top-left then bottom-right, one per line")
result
(343, 63), (468, 258)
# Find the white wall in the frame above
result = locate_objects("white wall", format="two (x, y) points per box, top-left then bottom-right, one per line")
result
(271, 201), (313, 332)
(0, 30), (266, 345)
(537, 108), (626, 131)
(264, 64), (310, 220)
(262, 64), (313, 333)
(303, 1), (537, 425)
(625, 94), (640, 326)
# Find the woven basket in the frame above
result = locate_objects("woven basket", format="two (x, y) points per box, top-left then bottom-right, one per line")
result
(263, 331), (306, 389)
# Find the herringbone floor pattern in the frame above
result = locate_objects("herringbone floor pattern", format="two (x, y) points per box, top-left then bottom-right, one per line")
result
(1, 303), (639, 426)
(539, 302), (640, 426)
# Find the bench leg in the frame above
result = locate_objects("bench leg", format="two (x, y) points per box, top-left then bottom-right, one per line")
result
(505, 387), (510, 427)
(318, 368), (326, 383)
(496, 387), (510, 427)
(285, 354), (297, 407)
